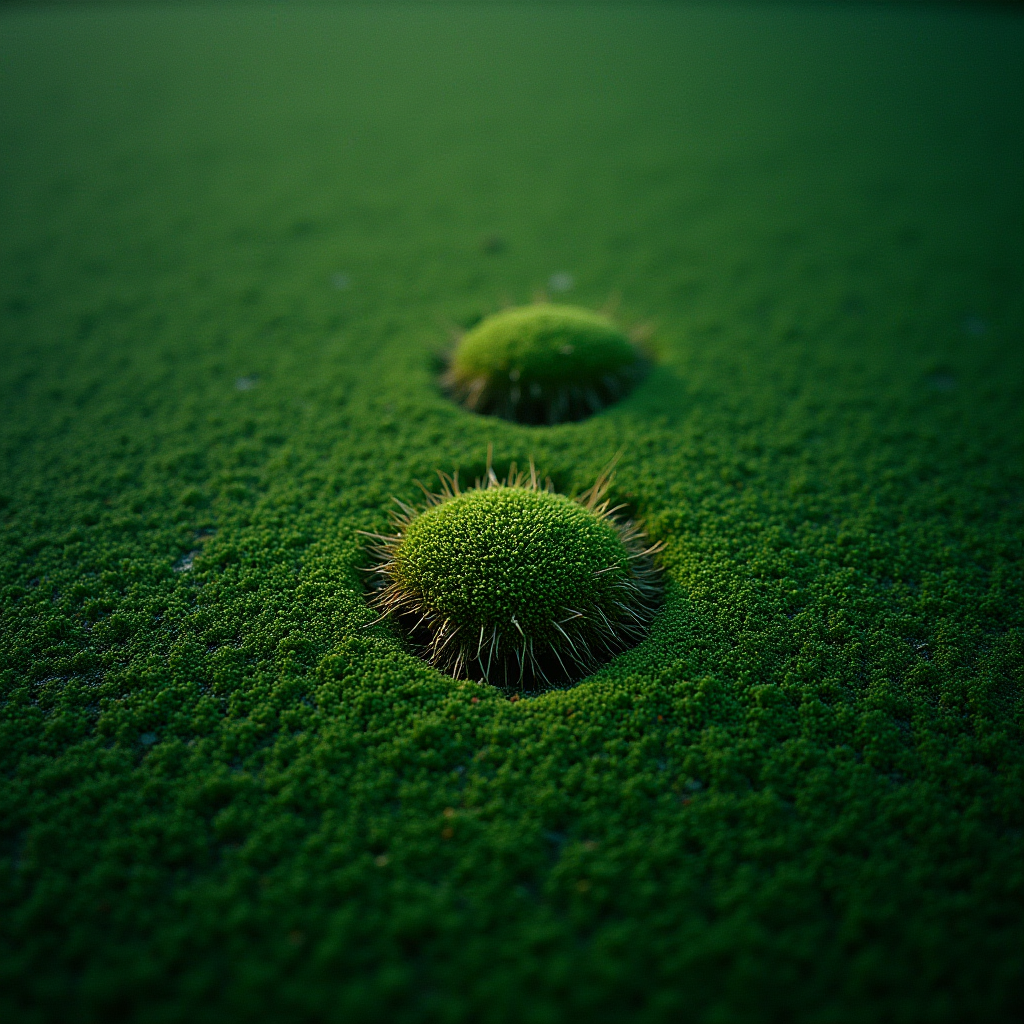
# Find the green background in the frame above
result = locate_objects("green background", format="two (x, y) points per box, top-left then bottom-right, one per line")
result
(1, 3), (1022, 1021)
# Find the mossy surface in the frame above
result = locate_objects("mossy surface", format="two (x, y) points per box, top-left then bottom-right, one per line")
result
(445, 304), (642, 422)
(0, 4), (1022, 1023)
(396, 488), (624, 632)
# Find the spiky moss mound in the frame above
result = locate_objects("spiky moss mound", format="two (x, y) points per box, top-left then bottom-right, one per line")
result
(442, 304), (646, 424)
(365, 467), (661, 687)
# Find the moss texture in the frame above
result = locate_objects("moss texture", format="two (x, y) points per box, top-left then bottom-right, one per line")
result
(365, 463), (660, 686)
(0, 4), (1022, 1023)
(443, 304), (645, 423)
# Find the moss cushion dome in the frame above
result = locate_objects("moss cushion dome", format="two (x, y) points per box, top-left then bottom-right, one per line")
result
(364, 464), (661, 688)
(442, 304), (647, 425)
(395, 488), (626, 635)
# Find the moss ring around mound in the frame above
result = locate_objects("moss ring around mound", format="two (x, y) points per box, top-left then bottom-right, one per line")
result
(441, 304), (649, 425)
(361, 458), (662, 689)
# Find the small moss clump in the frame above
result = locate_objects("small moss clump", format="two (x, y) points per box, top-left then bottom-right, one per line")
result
(364, 462), (661, 687)
(442, 304), (647, 424)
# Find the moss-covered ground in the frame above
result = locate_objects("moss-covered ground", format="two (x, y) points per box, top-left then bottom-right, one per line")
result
(1, 3), (1022, 1021)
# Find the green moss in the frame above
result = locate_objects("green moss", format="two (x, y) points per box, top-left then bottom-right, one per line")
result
(368, 467), (660, 686)
(396, 489), (623, 631)
(0, 5), (1022, 1023)
(444, 304), (645, 423)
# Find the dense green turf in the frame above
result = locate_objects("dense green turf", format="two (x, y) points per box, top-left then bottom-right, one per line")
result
(1, 3), (1022, 1021)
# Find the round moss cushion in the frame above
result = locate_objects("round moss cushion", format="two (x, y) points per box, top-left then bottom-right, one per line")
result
(371, 479), (661, 686)
(443, 304), (645, 424)
(393, 486), (628, 638)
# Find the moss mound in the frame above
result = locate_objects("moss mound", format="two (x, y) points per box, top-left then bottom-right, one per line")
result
(396, 490), (625, 632)
(443, 304), (646, 424)
(365, 466), (661, 687)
